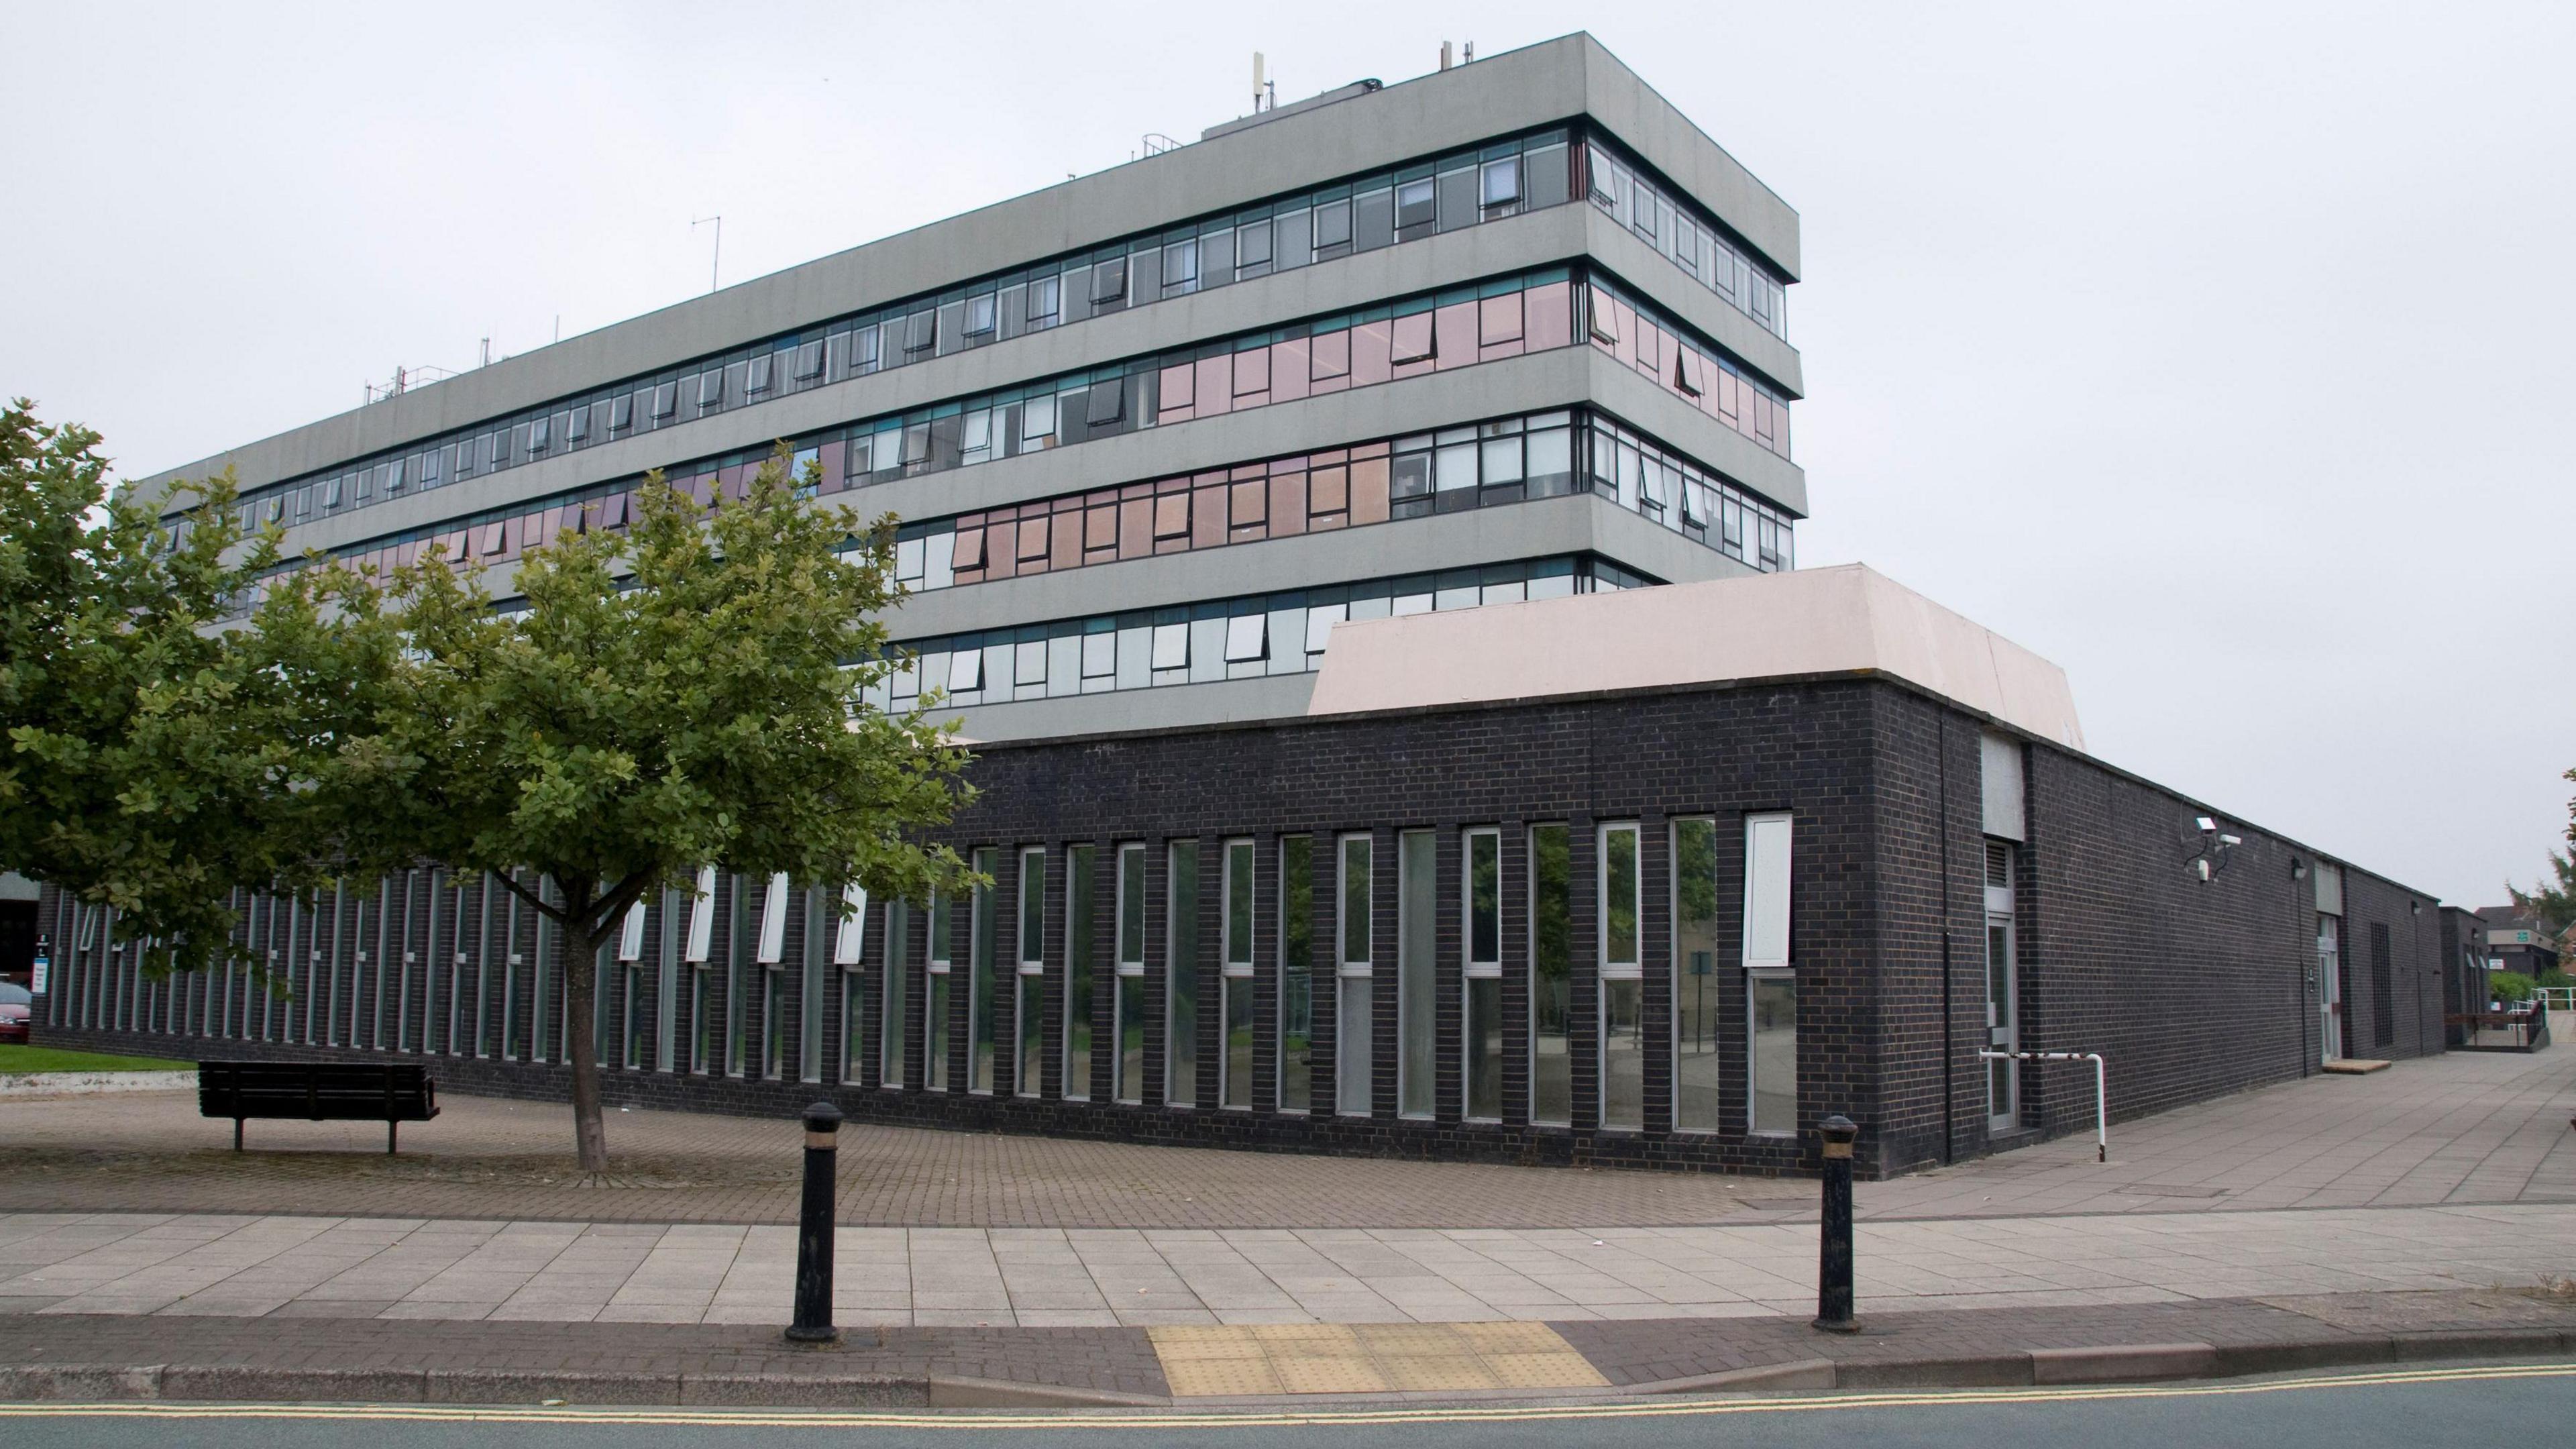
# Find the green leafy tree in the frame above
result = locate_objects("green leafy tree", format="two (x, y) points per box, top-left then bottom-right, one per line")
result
(299, 447), (976, 1170)
(0, 400), (360, 975)
(2506, 781), (2575, 941)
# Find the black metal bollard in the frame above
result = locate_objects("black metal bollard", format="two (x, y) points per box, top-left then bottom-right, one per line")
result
(1812, 1114), (1860, 1334)
(786, 1100), (843, 1344)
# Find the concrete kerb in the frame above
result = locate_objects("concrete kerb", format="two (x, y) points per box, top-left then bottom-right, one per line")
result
(0, 1328), (2567, 1409)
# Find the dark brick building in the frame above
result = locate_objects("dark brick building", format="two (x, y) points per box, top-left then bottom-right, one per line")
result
(33, 568), (2451, 1180)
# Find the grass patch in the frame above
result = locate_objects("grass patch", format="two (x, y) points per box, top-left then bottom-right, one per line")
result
(0, 1044), (196, 1074)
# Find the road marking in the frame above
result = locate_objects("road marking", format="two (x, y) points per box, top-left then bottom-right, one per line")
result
(0, 1361), (2567, 1431)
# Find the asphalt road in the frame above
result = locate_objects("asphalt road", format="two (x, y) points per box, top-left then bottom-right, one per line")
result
(3, 1362), (2567, 1449)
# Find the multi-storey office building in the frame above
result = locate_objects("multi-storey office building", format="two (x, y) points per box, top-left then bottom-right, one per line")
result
(43, 36), (2460, 1175)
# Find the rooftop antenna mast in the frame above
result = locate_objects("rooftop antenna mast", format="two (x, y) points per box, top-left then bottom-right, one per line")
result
(1253, 52), (1274, 113)
(692, 215), (722, 294)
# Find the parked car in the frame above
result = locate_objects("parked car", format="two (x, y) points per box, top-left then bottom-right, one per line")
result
(0, 980), (30, 1043)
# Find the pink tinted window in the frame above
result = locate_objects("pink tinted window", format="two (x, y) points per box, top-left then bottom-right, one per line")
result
(1051, 513), (1081, 570)
(1270, 472), (1307, 536)
(1351, 321), (1393, 386)
(951, 527), (987, 571)
(1310, 328), (1352, 380)
(1269, 339), (1310, 402)
(1527, 282), (1572, 350)
(1479, 292), (1524, 347)
(1152, 492), (1190, 543)
(1158, 363), (1195, 419)
(1389, 311), (1435, 366)
(1085, 505), (1117, 554)
(1119, 497), (1152, 557)
(1016, 517), (1050, 564)
(1309, 466), (1348, 515)
(1191, 480), (1227, 549)
(1233, 347), (1271, 396)
(1349, 458), (1391, 525)
(1432, 303), (1477, 372)
(1193, 356), (1233, 418)
(1229, 479), (1267, 537)
(1587, 286), (1619, 345)
(1613, 302), (1640, 372)
(1716, 370), (1741, 426)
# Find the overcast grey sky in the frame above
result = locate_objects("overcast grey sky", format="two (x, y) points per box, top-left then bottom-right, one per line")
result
(7, 2), (2569, 906)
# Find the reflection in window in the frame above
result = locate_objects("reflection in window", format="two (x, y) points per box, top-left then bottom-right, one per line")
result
(1280, 835), (1314, 1114)
(1115, 843), (1146, 1104)
(969, 849), (998, 1093)
(1530, 825), (1572, 1127)
(1465, 828), (1502, 1122)
(1064, 844), (1095, 1102)
(1398, 830), (1437, 1120)
(1016, 847), (1045, 1097)
(1167, 840), (1199, 1108)
(1222, 839), (1254, 1110)
(1600, 823), (1643, 1131)
(1338, 834), (1373, 1116)
(1673, 818), (1722, 1133)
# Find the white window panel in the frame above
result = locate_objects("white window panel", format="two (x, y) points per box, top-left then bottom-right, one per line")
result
(1224, 614), (1267, 663)
(1304, 604), (1345, 655)
(1150, 621), (1190, 670)
(835, 884), (867, 965)
(756, 872), (790, 964)
(619, 900), (647, 962)
(684, 866), (717, 963)
(1743, 814), (1792, 969)
(948, 650), (984, 692)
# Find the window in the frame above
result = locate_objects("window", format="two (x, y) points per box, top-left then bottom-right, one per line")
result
(698, 370), (724, 407)
(1389, 311), (1436, 366)
(1085, 375), (1125, 427)
(1237, 219), (1273, 272)
(1587, 288), (1619, 344)
(964, 294), (996, 337)
(923, 891), (949, 1089)
(1465, 828), (1502, 1122)
(746, 354), (773, 394)
(948, 651), (984, 694)
(794, 339), (825, 380)
(1162, 239), (1197, 292)
(1337, 833), (1373, 1116)
(1167, 840), (1200, 1108)
(904, 310), (937, 355)
(1027, 274), (1061, 323)
(1530, 824), (1571, 1126)
(1313, 199), (1352, 252)
(610, 394), (635, 431)
(1395, 178), (1436, 231)
(1091, 256), (1127, 305)
(1115, 843), (1147, 1103)
(1065, 845), (1095, 1102)
(652, 382), (678, 419)
(528, 417), (551, 453)
(835, 883), (867, 965)
(1600, 823), (1644, 1130)
(885, 898), (912, 1087)
(1398, 829), (1437, 1120)
(1222, 839), (1254, 1110)
(566, 407), (590, 443)
(1745, 812), (1794, 1134)
(1017, 847), (1045, 1097)
(1481, 156), (1521, 210)
(1022, 393), (1057, 445)
(1280, 835), (1314, 1113)
(1673, 818), (1721, 1132)
(1224, 613), (1267, 664)
(969, 848), (998, 1092)
(684, 867), (716, 963)
(1150, 621), (1189, 672)
(756, 872), (790, 965)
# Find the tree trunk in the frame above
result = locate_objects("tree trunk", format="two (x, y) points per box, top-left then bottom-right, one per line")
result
(560, 910), (611, 1173)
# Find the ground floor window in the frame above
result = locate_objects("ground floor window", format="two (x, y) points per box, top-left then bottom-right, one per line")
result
(1167, 840), (1201, 1108)
(1673, 817), (1721, 1132)
(1337, 833), (1374, 1116)
(1065, 845), (1095, 1102)
(1530, 824), (1572, 1126)
(1465, 827), (1503, 1122)
(1279, 836), (1315, 1113)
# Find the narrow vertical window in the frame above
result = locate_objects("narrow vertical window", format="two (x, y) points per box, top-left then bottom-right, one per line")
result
(922, 892), (949, 1089)
(1672, 818), (1722, 1132)
(1065, 845), (1096, 1102)
(1397, 829), (1437, 1120)
(1529, 825), (1572, 1126)
(1600, 823), (1644, 1130)
(1115, 843), (1147, 1103)
(969, 851), (998, 1092)
(1745, 812), (1796, 1134)
(1280, 836), (1315, 1113)
(1337, 834), (1374, 1116)
(1222, 839), (1255, 1109)
(885, 899), (912, 1087)
(838, 885), (867, 1083)
(1167, 840), (1200, 1108)
(800, 886), (825, 1084)
(1464, 828), (1503, 1122)
(1016, 847), (1046, 1097)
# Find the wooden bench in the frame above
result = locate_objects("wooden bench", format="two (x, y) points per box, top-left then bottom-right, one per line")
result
(199, 1061), (439, 1155)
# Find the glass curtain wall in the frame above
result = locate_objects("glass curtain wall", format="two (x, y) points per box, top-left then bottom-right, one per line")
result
(1529, 825), (1572, 1126)
(1280, 836), (1315, 1113)
(1672, 818), (1722, 1132)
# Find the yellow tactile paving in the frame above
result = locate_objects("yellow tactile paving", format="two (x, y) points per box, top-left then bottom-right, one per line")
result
(1149, 1320), (1610, 1397)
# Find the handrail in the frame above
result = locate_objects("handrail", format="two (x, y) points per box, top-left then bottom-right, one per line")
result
(1978, 1049), (2108, 1163)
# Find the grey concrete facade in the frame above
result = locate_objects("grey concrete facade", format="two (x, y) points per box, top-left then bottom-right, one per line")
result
(145, 32), (1806, 741)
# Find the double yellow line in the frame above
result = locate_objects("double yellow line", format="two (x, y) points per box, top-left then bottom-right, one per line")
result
(0, 1361), (2567, 1431)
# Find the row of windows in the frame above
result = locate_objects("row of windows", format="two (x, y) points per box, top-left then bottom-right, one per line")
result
(43, 814), (1801, 1136)
(877, 556), (1654, 712)
(219, 266), (1793, 610)
(205, 124), (1790, 532)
